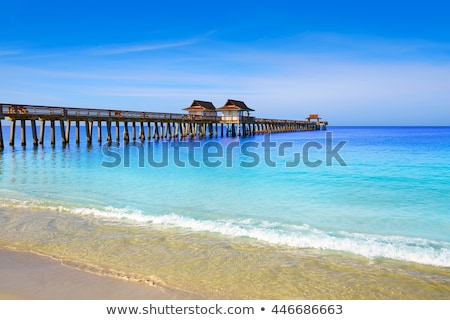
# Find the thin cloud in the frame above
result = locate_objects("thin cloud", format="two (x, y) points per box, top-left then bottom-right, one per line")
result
(0, 49), (22, 56)
(274, 32), (450, 61)
(89, 39), (200, 55)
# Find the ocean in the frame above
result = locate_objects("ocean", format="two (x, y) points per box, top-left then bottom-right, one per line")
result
(0, 126), (449, 299)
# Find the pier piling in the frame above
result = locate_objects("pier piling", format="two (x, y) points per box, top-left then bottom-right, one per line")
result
(21, 119), (26, 146)
(0, 121), (3, 149)
(31, 120), (38, 146)
(139, 122), (145, 140)
(50, 120), (55, 146)
(75, 121), (80, 145)
(9, 120), (16, 146)
(60, 120), (66, 145)
(98, 120), (102, 143)
(123, 122), (129, 143)
(39, 120), (45, 145)
(115, 121), (120, 143)
(85, 120), (92, 145)
(65, 120), (71, 144)
(106, 121), (112, 143)
(132, 122), (136, 141)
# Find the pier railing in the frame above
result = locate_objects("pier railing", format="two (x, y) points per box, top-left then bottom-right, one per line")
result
(255, 118), (311, 125)
(221, 116), (255, 123)
(1, 104), (190, 121)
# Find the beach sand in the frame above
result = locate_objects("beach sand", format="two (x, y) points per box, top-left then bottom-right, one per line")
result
(0, 249), (194, 300)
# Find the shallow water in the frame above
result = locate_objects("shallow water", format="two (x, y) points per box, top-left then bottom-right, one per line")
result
(0, 126), (449, 298)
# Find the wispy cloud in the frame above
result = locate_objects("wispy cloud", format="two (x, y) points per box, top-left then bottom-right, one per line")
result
(89, 39), (201, 55)
(270, 32), (450, 61)
(0, 49), (22, 56)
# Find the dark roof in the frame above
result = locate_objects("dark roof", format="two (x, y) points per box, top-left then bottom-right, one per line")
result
(183, 100), (216, 111)
(217, 99), (254, 112)
(307, 114), (321, 120)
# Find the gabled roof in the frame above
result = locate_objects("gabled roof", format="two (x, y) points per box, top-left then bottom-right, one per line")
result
(183, 100), (216, 111)
(216, 99), (254, 112)
(307, 114), (321, 121)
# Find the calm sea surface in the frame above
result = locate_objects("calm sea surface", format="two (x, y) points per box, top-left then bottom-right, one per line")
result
(1, 126), (449, 299)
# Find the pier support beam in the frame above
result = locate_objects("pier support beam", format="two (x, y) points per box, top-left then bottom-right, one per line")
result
(20, 119), (26, 146)
(115, 121), (120, 143)
(65, 120), (71, 144)
(39, 120), (45, 145)
(106, 121), (112, 143)
(160, 122), (165, 138)
(162, 122), (168, 138)
(171, 122), (176, 138)
(181, 122), (188, 138)
(9, 120), (16, 146)
(193, 123), (198, 138)
(160, 123), (164, 138)
(31, 120), (38, 146)
(152, 122), (159, 139)
(185, 122), (190, 138)
(180, 122), (185, 138)
(174, 122), (180, 138)
(98, 120), (102, 143)
(139, 122), (145, 140)
(132, 122), (136, 141)
(123, 121), (129, 143)
(187, 123), (192, 137)
(167, 122), (171, 138)
(50, 120), (55, 146)
(181, 122), (187, 138)
(208, 123), (213, 138)
(60, 120), (66, 145)
(85, 120), (92, 145)
(75, 121), (80, 145)
(0, 121), (4, 149)
(203, 124), (207, 137)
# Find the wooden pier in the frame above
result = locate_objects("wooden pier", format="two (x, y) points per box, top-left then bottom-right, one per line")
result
(0, 103), (327, 148)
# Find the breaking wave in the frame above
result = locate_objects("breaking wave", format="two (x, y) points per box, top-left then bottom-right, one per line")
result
(3, 199), (448, 268)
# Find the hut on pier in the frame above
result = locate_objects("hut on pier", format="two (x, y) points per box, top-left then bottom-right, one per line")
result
(216, 99), (254, 123)
(183, 100), (217, 117)
(306, 114), (321, 122)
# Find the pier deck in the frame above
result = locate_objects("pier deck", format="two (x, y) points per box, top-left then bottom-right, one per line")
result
(0, 103), (327, 148)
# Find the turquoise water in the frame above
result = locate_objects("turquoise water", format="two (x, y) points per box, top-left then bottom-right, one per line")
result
(1, 126), (449, 298)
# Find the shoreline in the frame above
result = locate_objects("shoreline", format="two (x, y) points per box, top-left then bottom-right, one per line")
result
(0, 248), (198, 300)
(1, 204), (449, 299)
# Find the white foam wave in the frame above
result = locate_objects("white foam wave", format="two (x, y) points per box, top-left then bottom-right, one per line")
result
(62, 205), (450, 267)
(3, 199), (450, 267)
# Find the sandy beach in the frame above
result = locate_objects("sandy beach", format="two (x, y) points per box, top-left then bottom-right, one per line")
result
(0, 249), (194, 300)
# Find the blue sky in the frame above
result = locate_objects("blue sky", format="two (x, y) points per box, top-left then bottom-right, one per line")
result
(1, 0), (449, 125)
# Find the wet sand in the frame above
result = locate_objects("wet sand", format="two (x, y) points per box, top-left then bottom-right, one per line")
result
(0, 249), (191, 300)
